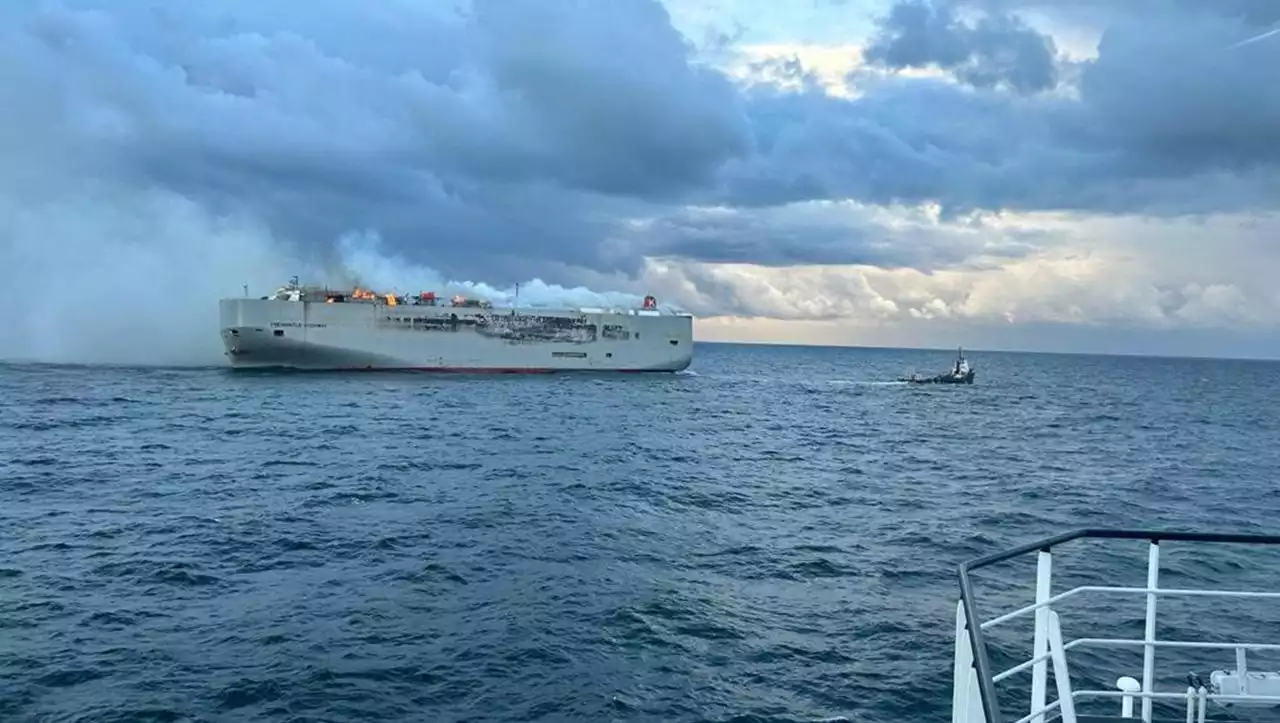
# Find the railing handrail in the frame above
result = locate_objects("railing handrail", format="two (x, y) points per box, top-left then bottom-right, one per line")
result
(995, 636), (1280, 683)
(982, 584), (1280, 630)
(962, 529), (1280, 574)
(957, 528), (1280, 723)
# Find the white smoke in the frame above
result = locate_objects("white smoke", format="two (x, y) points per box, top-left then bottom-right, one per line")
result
(329, 230), (654, 311)
(0, 185), (305, 366)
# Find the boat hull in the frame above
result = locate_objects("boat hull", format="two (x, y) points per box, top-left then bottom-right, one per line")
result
(218, 298), (694, 372)
(900, 370), (976, 384)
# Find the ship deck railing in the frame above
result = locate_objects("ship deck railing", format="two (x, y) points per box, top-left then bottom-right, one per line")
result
(262, 295), (691, 317)
(953, 529), (1280, 723)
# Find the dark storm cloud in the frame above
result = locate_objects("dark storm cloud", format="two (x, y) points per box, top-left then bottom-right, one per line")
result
(720, 78), (1069, 213)
(719, 0), (1280, 216)
(2, 0), (753, 282)
(2, 0), (1279, 286)
(633, 203), (1049, 270)
(965, 0), (1280, 27)
(864, 0), (1059, 94)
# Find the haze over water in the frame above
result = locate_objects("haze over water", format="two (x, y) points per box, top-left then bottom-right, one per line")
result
(4, 343), (1280, 722)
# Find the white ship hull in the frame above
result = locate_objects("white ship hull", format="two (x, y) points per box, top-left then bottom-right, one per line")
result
(218, 297), (694, 372)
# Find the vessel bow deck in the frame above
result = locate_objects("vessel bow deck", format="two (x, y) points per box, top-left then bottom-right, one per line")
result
(953, 529), (1280, 723)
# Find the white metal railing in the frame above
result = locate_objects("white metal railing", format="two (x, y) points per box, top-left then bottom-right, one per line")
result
(952, 530), (1280, 723)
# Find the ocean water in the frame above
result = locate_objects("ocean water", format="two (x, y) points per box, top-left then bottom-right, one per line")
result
(4, 342), (1280, 723)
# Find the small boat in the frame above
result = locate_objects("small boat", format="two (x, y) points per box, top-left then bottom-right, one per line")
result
(900, 347), (976, 384)
(950, 528), (1280, 723)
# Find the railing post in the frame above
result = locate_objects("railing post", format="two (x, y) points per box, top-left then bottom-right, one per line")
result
(1031, 550), (1052, 723)
(1236, 647), (1249, 695)
(1142, 540), (1161, 723)
(1047, 610), (1077, 723)
(954, 600), (988, 723)
(954, 600), (971, 723)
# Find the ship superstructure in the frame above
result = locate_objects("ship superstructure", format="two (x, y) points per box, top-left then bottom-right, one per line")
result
(219, 277), (694, 372)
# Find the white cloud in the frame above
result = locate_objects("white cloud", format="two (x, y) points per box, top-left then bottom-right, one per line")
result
(640, 209), (1280, 335)
(730, 43), (865, 96)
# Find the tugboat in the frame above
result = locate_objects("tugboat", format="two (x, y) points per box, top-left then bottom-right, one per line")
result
(900, 347), (976, 384)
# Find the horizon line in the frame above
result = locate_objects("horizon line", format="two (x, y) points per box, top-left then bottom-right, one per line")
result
(690, 338), (1280, 363)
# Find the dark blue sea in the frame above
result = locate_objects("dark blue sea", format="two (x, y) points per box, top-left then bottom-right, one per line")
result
(5, 342), (1280, 723)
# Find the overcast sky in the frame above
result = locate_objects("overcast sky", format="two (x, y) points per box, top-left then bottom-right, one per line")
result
(2, 0), (1278, 363)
